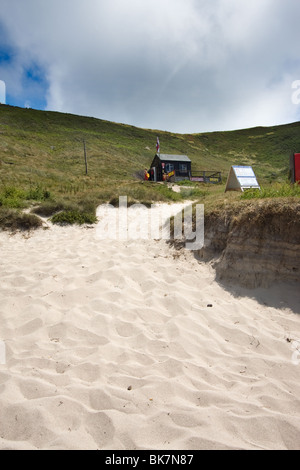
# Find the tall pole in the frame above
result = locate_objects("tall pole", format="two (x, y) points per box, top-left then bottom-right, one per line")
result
(83, 140), (88, 175)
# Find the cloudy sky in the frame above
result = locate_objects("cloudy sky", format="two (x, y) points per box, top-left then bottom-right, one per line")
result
(0, 0), (300, 133)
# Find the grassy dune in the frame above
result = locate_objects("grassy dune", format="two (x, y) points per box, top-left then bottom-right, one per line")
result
(0, 104), (299, 229)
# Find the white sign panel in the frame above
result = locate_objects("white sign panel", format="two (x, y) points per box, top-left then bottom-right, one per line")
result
(225, 165), (260, 192)
(234, 167), (255, 177)
(233, 166), (260, 189)
(237, 177), (260, 187)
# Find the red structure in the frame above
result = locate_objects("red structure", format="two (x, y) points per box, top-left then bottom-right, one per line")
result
(295, 153), (300, 183)
(290, 153), (300, 184)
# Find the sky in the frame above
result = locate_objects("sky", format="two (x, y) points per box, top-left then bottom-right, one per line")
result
(1, 0), (300, 134)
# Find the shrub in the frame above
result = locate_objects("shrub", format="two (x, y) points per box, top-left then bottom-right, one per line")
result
(26, 185), (51, 201)
(0, 185), (52, 209)
(0, 186), (26, 208)
(51, 210), (97, 225)
(32, 201), (65, 217)
(0, 208), (43, 231)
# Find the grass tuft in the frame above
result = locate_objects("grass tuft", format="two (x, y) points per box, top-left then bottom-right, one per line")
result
(241, 183), (300, 200)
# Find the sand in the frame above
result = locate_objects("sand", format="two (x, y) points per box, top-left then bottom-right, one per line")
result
(0, 203), (299, 450)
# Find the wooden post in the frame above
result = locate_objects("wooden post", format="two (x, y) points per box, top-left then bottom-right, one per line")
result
(83, 140), (88, 175)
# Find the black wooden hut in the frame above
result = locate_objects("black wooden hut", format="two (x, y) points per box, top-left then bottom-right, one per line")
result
(149, 154), (191, 182)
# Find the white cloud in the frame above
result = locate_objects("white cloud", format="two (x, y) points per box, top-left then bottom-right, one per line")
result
(1, 0), (300, 132)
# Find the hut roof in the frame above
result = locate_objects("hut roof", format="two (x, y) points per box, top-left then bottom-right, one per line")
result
(156, 154), (191, 163)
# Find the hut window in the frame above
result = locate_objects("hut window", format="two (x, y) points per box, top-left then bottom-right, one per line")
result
(179, 164), (187, 172)
(165, 163), (174, 173)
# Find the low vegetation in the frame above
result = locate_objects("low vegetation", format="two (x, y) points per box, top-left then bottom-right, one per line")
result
(51, 210), (97, 226)
(0, 207), (42, 231)
(241, 183), (300, 200)
(0, 104), (299, 231)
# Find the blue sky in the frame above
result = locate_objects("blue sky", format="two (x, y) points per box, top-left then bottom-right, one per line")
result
(7, 65), (48, 110)
(1, 0), (300, 133)
(0, 23), (48, 109)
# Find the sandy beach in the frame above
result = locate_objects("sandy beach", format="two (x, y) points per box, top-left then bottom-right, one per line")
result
(0, 204), (299, 450)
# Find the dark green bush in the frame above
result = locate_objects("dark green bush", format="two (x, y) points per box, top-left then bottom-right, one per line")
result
(51, 210), (97, 225)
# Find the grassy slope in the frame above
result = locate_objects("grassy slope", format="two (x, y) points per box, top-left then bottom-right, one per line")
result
(0, 104), (299, 228)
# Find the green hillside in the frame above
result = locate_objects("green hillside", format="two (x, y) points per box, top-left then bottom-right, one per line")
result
(0, 104), (299, 228)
